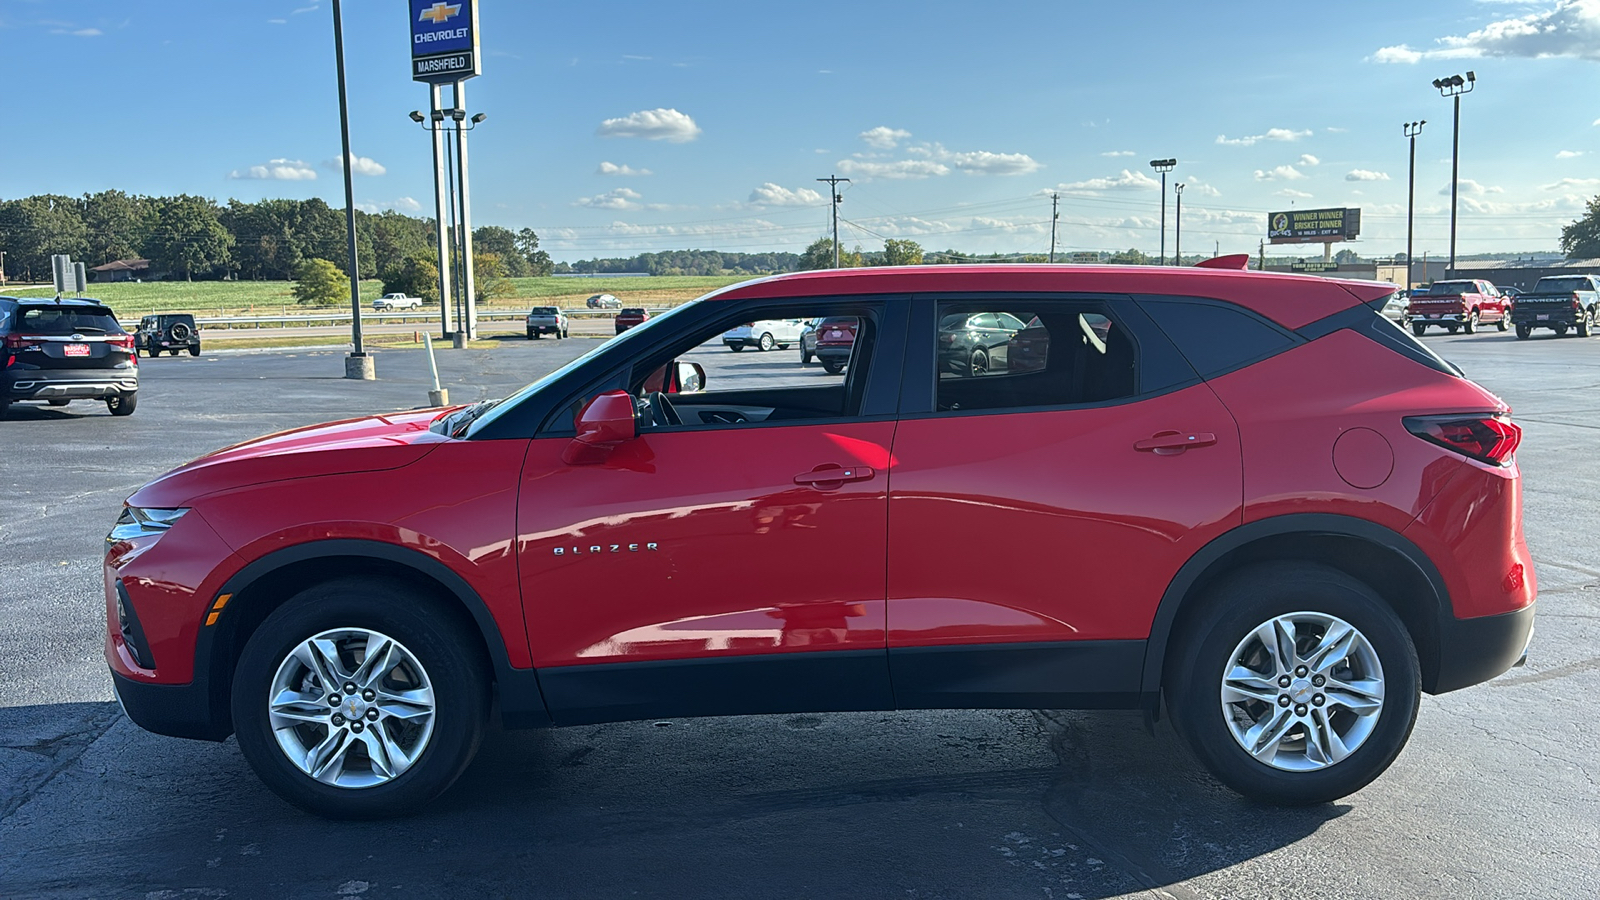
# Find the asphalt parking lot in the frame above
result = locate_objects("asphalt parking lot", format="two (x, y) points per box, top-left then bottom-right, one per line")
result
(1, 330), (1596, 899)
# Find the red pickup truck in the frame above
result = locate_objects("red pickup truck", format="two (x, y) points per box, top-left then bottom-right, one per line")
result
(1406, 279), (1510, 335)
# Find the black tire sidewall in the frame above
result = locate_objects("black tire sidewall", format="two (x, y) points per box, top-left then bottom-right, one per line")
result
(1169, 563), (1420, 805)
(231, 580), (488, 819)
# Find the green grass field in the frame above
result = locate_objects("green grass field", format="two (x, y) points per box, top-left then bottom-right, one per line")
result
(1, 275), (750, 318)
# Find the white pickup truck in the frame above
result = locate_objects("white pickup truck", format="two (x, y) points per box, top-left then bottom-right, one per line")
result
(372, 293), (423, 311)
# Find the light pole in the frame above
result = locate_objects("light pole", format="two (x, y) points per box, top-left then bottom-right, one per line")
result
(1174, 183), (1185, 266)
(410, 108), (485, 345)
(1149, 158), (1176, 264)
(1432, 71), (1474, 275)
(330, 0), (372, 380)
(1403, 120), (1426, 290)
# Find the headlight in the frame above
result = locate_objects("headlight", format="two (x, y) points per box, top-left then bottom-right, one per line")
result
(107, 506), (189, 547)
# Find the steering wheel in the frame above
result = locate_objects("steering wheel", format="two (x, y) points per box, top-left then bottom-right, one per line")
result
(645, 391), (681, 427)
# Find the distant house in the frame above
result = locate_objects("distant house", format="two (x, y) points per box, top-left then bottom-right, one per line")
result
(90, 258), (151, 283)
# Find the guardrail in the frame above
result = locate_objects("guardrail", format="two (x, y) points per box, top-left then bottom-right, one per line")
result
(117, 307), (671, 330)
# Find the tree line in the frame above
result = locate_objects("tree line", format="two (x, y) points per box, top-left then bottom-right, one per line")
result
(0, 191), (553, 287)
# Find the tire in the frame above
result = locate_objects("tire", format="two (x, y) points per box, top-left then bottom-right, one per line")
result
(801, 349), (813, 365)
(1445, 324), (1459, 335)
(1410, 323), (1426, 337)
(1496, 315), (1509, 332)
(106, 393), (137, 416)
(968, 349), (990, 377)
(1515, 323), (1532, 340)
(758, 332), (776, 352)
(1463, 311), (1478, 334)
(729, 344), (744, 352)
(169, 323), (193, 342)
(1166, 562), (1420, 805)
(1579, 321), (1591, 338)
(47, 399), (70, 407)
(189, 346), (201, 357)
(528, 331), (539, 340)
(822, 361), (844, 375)
(230, 578), (489, 819)
(170, 348), (182, 357)
(0, 399), (9, 419)
(1555, 324), (1569, 337)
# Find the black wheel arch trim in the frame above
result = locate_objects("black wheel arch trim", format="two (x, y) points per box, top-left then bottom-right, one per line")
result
(1141, 513), (1452, 698)
(202, 539), (551, 730)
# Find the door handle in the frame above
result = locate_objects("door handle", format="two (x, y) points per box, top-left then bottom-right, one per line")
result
(794, 465), (875, 486)
(1135, 431), (1217, 455)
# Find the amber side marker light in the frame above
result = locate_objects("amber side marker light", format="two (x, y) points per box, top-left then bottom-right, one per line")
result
(204, 593), (233, 627)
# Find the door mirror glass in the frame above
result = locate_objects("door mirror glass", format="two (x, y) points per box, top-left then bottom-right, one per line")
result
(670, 361), (706, 394)
(562, 390), (638, 465)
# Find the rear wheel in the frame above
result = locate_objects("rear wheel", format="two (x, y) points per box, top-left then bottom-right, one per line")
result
(1167, 563), (1420, 805)
(1445, 324), (1459, 334)
(47, 399), (70, 407)
(1463, 311), (1478, 334)
(822, 360), (844, 375)
(1411, 322), (1426, 337)
(189, 346), (201, 357)
(758, 332), (776, 352)
(231, 579), (489, 819)
(1555, 324), (1569, 337)
(1515, 323), (1532, 340)
(106, 393), (136, 416)
(528, 331), (539, 340)
(968, 349), (990, 377)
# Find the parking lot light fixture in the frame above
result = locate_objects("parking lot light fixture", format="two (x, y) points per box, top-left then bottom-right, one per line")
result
(1149, 159), (1177, 264)
(1404, 120), (1426, 289)
(1434, 71), (1475, 275)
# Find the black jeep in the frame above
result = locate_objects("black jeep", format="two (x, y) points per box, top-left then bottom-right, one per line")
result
(135, 314), (201, 357)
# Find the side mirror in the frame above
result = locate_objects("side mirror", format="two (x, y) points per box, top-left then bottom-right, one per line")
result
(562, 390), (638, 465)
(668, 361), (706, 394)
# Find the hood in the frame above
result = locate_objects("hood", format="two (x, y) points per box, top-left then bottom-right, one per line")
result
(128, 408), (455, 508)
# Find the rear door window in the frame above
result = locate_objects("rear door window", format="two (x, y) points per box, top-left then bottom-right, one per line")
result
(18, 306), (122, 334)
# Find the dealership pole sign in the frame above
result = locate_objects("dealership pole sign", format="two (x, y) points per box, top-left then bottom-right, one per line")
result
(411, 0), (479, 83)
(1267, 207), (1361, 244)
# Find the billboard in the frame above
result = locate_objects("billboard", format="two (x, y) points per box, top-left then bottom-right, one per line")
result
(1267, 207), (1360, 244)
(411, 0), (480, 84)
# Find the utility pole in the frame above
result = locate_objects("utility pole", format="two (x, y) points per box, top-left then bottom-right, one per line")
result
(1049, 193), (1060, 263)
(1433, 71), (1475, 274)
(1259, 239), (1266, 272)
(1149, 159), (1176, 264)
(1404, 120), (1426, 290)
(817, 175), (850, 267)
(1174, 183), (1185, 266)
(330, 0), (373, 380)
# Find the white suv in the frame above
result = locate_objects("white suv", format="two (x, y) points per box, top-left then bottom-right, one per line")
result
(722, 319), (807, 352)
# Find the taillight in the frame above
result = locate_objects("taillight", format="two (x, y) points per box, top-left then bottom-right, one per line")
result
(108, 334), (135, 350)
(1404, 414), (1521, 466)
(1573, 293), (1583, 312)
(3, 333), (36, 350)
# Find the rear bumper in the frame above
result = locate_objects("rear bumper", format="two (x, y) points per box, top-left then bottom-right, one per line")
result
(1510, 311), (1579, 327)
(4, 370), (138, 400)
(527, 323), (563, 333)
(1432, 603), (1535, 694)
(110, 668), (231, 742)
(816, 346), (852, 363)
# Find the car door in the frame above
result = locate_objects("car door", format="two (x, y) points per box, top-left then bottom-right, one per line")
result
(885, 296), (1243, 710)
(516, 297), (906, 724)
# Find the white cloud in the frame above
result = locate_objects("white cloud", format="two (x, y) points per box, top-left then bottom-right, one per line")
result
(1543, 176), (1600, 190)
(575, 187), (644, 209)
(355, 197), (423, 214)
(597, 161), (652, 176)
(942, 149), (1042, 176)
(860, 126), (912, 150)
(1441, 178), (1505, 196)
(228, 158), (317, 180)
(268, 18), (287, 24)
(1101, 150), (1135, 157)
(1374, 1), (1600, 63)
(1556, 150), (1586, 158)
(1276, 188), (1315, 199)
(1053, 169), (1161, 192)
(1185, 181), (1222, 197)
(597, 108), (701, 143)
(1217, 128), (1312, 146)
(747, 183), (824, 207)
(1254, 165), (1307, 181)
(835, 158), (950, 179)
(1346, 169), (1391, 181)
(324, 155), (386, 176)
(1299, 154), (1320, 166)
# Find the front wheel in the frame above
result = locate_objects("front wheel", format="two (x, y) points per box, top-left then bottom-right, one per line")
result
(107, 393), (137, 416)
(1167, 562), (1420, 805)
(231, 579), (489, 819)
(758, 332), (776, 352)
(801, 349), (813, 365)
(728, 344), (744, 352)
(1496, 315), (1509, 332)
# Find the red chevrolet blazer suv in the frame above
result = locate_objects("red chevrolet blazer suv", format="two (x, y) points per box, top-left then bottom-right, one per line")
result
(105, 262), (1535, 818)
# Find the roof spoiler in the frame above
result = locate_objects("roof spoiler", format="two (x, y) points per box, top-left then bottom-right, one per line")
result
(1193, 254), (1252, 270)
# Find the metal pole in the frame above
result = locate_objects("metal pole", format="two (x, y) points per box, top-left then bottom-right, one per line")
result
(1159, 172), (1167, 265)
(1049, 193), (1059, 263)
(1405, 121), (1423, 290)
(430, 87), (454, 340)
(331, 0), (371, 378)
(1449, 93), (1460, 274)
(442, 121), (462, 346)
(1174, 184), (1184, 265)
(454, 83), (477, 340)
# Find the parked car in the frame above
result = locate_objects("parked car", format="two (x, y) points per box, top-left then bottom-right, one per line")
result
(938, 310), (1030, 376)
(372, 293), (423, 311)
(106, 264), (1533, 819)
(525, 307), (569, 339)
(614, 307), (650, 334)
(813, 316), (859, 374)
(134, 313), (201, 357)
(722, 318), (806, 352)
(2, 296), (138, 417)
(586, 293), (622, 309)
(1405, 280), (1509, 335)
(1379, 292), (1409, 327)
(1508, 274), (1600, 339)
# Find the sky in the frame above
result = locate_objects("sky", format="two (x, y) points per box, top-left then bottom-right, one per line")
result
(1, 0), (1597, 262)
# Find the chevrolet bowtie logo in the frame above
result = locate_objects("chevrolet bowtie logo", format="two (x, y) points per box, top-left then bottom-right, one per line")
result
(419, 2), (461, 25)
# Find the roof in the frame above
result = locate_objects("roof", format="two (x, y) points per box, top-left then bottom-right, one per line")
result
(705, 264), (1397, 331)
(90, 258), (150, 273)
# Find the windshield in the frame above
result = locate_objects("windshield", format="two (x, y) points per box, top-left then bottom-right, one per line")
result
(1536, 277), (1593, 293)
(462, 299), (698, 439)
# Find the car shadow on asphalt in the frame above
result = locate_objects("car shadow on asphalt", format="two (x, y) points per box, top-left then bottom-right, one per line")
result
(0, 704), (1343, 898)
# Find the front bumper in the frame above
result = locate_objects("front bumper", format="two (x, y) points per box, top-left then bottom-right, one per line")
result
(1432, 603), (1536, 694)
(110, 666), (231, 741)
(4, 370), (138, 400)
